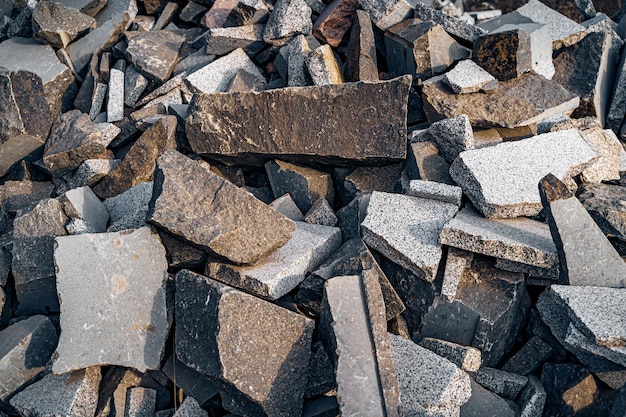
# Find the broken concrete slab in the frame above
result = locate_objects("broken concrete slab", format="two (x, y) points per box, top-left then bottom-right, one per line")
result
(578, 183), (626, 241)
(443, 59), (497, 94)
(265, 160), (333, 213)
(53, 227), (169, 373)
(59, 186), (109, 233)
(344, 10), (378, 82)
(186, 76), (411, 165)
(473, 28), (532, 81)
(539, 174), (626, 287)
(362, 191), (458, 282)
(319, 272), (400, 416)
(439, 205), (558, 269)
(263, 0), (312, 45)
(306, 44), (343, 86)
(175, 269), (314, 417)
(10, 367), (101, 417)
(413, 2), (486, 42)
(32, 0), (96, 48)
(94, 115), (177, 199)
(450, 129), (598, 218)
(407, 180), (462, 207)
(0, 315), (58, 402)
(126, 30), (184, 82)
(206, 221), (341, 300)
(148, 150), (295, 265)
(422, 74), (580, 129)
(418, 337), (482, 372)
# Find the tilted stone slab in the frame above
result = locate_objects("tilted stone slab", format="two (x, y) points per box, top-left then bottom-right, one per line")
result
(450, 129), (598, 218)
(52, 227), (170, 373)
(185, 76), (411, 165)
(206, 221), (341, 300)
(126, 30), (184, 82)
(148, 150), (295, 265)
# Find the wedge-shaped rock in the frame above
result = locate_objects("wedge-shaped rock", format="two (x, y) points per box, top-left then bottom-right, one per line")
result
(344, 10), (378, 82)
(0, 68), (53, 177)
(10, 367), (101, 417)
(539, 174), (626, 287)
(391, 333), (471, 416)
(32, 0), (96, 48)
(413, 2), (485, 42)
(206, 221), (341, 300)
(424, 114), (474, 164)
(578, 183), (626, 241)
(313, 0), (359, 47)
(43, 110), (110, 176)
(205, 24), (265, 56)
(186, 76), (410, 165)
(362, 191), (458, 282)
(148, 150), (295, 265)
(450, 130), (598, 218)
(52, 227), (170, 373)
(60, 186), (109, 233)
(422, 74), (579, 129)
(265, 160), (333, 213)
(175, 269), (314, 417)
(0, 315), (58, 402)
(471, 367), (528, 400)
(126, 30), (184, 82)
(439, 205), (558, 269)
(515, 0), (586, 49)
(319, 272), (400, 416)
(94, 115), (177, 199)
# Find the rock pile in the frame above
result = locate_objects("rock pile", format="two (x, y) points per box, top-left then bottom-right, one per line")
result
(1, 0), (626, 416)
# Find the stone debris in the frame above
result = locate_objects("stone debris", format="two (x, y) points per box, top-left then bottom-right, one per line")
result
(471, 367), (529, 400)
(579, 127), (622, 183)
(185, 48), (265, 93)
(344, 10), (378, 82)
(418, 337), (482, 372)
(306, 44), (343, 86)
(443, 59), (498, 94)
(474, 28), (532, 81)
(407, 179), (463, 206)
(126, 30), (184, 82)
(59, 186), (109, 233)
(172, 397), (208, 417)
(107, 65), (125, 122)
(578, 182), (626, 241)
(312, 0), (359, 47)
(263, 0), (312, 45)
(304, 198), (338, 226)
(125, 387), (157, 417)
(515, 0), (586, 49)
(32, 0), (96, 48)
(413, 2), (486, 42)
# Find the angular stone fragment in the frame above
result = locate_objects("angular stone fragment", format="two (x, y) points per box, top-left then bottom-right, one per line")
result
(518, 375), (546, 417)
(425, 114), (474, 163)
(443, 59), (497, 94)
(65, 158), (120, 191)
(608, 49), (626, 133)
(263, 0), (312, 45)
(0, 68), (53, 177)
(461, 379), (517, 417)
(313, 0), (358, 47)
(0, 180), (54, 213)
(439, 205), (558, 269)
(124, 66), (148, 108)
(266, 160), (333, 213)
(43, 110), (110, 176)
(148, 150), (295, 264)
(57, 0), (107, 17)
(450, 130), (598, 218)
(406, 141), (454, 185)
(173, 397), (207, 417)
(0, 315), (58, 402)
(358, 0), (410, 30)
(362, 191), (458, 281)
(89, 83), (108, 120)
(385, 19), (469, 81)
(344, 10), (378, 82)
(407, 180), (462, 207)
(474, 28), (532, 81)
(304, 198), (338, 226)
(441, 248), (473, 302)
(32, 0), (96, 48)
(422, 74), (580, 129)
(579, 127), (623, 183)
(13, 198), (68, 315)
(0, 37), (74, 120)
(539, 174), (626, 287)
(320, 273), (400, 416)
(186, 76), (410, 165)
(53, 227), (170, 373)
(206, 221), (340, 300)
(471, 367), (528, 400)
(391, 333), (471, 416)
(126, 30), (184, 82)
(162, 356), (218, 406)
(175, 270), (314, 417)
(286, 34), (312, 87)
(541, 363), (599, 417)
(204, 24), (265, 56)
(578, 183), (626, 240)
(418, 337), (482, 372)
(305, 341), (336, 399)
(269, 194), (305, 221)
(107, 66), (124, 123)
(10, 367), (101, 417)
(343, 164), (403, 201)
(94, 116), (177, 199)
(515, 0), (585, 49)
(125, 387), (156, 417)
(201, 0), (267, 28)
(413, 2), (486, 42)
(502, 335), (556, 375)
(306, 44), (343, 86)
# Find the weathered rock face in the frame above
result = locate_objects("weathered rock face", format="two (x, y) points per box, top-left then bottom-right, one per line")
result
(52, 227), (170, 373)
(32, 0), (96, 48)
(185, 76), (411, 165)
(578, 183), (626, 240)
(147, 150), (295, 265)
(125, 30), (185, 82)
(175, 269), (314, 417)
(473, 28), (532, 81)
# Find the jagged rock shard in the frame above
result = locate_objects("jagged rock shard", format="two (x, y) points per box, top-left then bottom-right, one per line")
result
(60, 186), (109, 233)
(0, 315), (58, 402)
(175, 269), (314, 417)
(52, 227), (170, 373)
(450, 129), (598, 219)
(439, 205), (558, 269)
(10, 367), (101, 417)
(344, 10), (378, 82)
(263, 0), (312, 45)
(32, 1), (96, 48)
(424, 114), (474, 163)
(539, 174), (626, 287)
(361, 191), (459, 282)
(206, 221), (341, 300)
(473, 28), (532, 81)
(443, 59), (497, 94)
(186, 76), (410, 165)
(148, 150), (295, 265)
(319, 272), (400, 416)
(0, 68), (53, 177)
(422, 73), (579, 129)
(126, 30), (184, 82)
(578, 183), (626, 241)
(413, 2), (486, 42)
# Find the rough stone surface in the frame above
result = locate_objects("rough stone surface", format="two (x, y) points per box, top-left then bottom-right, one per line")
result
(312, 0), (359, 47)
(390, 333), (471, 416)
(516, 0), (586, 49)
(441, 247), (473, 302)
(125, 387), (157, 417)
(425, 114), (474, 164)
(175, 269), (314, 417)
(344, 10), (378, 82)
(126, 30), (184, 82)
(269, 194), (305, 221)
(206, 221), (341, 300)
(201, 0), (268, 28)
(607, 47), (626, 133)
(94, 116), (177, 199)
(0, 180), (54, 214)
(443, 59), (497, 94)
(540, 174), (626, 287)
(471, 367), (528, 400)
(413, 2), (486, 42)
(418, 337), (482, 372)
(450, 130), (598, 218)
(305, 341), (336, 399)
(107, 67), (125, 123)
(10, 367), (101, 417)
(287, 34), (312, 87)
(148, 150), (295, 265)
(162, 356), (219, 407)
(579, 127), (622, 183)
(362, 191), (458, 282)
(0, 315), (58, 402)
(406, 141), (454, 185)
(518, 375), (547, 417)
(66, 159), (121, 191)
(357, 0), (411, 30)
(60, 186), (109, 233)
(204, 24), (265, 56)
(422, 74), (579, 129)
(541, 363), (600, 417)
(186, 76), (410, 165)
(473, 28), (532, 81)
(578, 183), (626, 241)
(266, 160), (333, 213)
(439, 205), (558, 269)
(306, 44), (343, 86)
(52, 227), (170, 373)
(172, 397), (208, 417)
(263, 0), (312, 45)
(460, 379), (517, 417)
(343, 164), (403, 200)
(32, 0), (96, 48)
(304, 198), (338, 226)
(502, 335), (556, 375)
(124, 66), (149, 108)
(319, 273), (400, 417)
(407, 180), (462, 207)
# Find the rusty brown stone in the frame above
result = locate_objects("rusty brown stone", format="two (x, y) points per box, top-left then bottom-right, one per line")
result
(312, 0), (359, 47)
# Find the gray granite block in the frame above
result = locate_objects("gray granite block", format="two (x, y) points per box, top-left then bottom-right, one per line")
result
(419, 337), (482, 372)
(125, 387), (157, 417)
(103, 181), (152, 232)
(443, 59), (497, 94)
